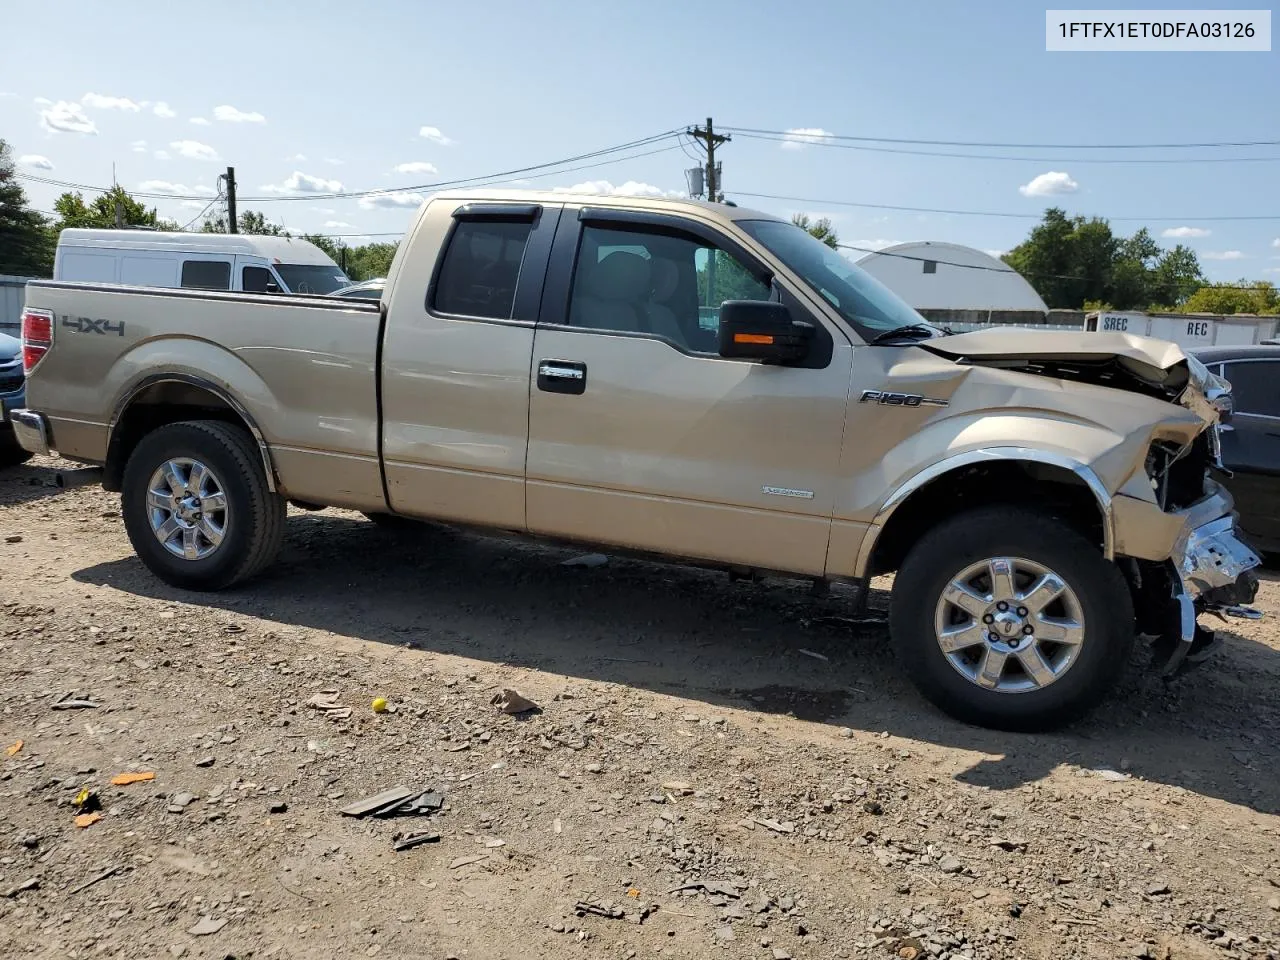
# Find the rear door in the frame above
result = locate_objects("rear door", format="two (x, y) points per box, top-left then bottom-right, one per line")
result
(380, 201), (560, 529)
(1219, 358), (1280, 548)
(524, 207), (853, 576)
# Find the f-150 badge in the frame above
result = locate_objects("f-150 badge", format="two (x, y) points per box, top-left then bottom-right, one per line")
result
(859, 389), (949, 408)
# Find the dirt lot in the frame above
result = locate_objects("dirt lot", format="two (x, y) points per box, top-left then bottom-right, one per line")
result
(1, 455), (1278, 960)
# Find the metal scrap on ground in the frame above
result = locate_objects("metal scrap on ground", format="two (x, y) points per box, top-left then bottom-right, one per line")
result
(492, 688), (539, 715)
(306, 690), (352, 720)
(340, 786), (443, 818)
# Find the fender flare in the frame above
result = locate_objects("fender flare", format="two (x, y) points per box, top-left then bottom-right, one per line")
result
(852, 446), (1115, 577)
(106, 373), (277, 492)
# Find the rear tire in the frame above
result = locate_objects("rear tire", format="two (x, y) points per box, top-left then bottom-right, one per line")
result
(0, 428), (33, 467)
(889, 506), (1134, 732)
(121, 420), (285, 590)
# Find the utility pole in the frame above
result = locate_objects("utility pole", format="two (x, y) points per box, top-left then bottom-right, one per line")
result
(114, 198), (124, 228)
(687, 117), (730, 202)
(225, 166), (238, 233)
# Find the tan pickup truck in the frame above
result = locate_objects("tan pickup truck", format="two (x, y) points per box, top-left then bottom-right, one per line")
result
(12, 189), (1262, 730)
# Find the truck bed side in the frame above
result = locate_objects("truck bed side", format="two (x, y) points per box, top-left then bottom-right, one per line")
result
(22, 281), (385, 510)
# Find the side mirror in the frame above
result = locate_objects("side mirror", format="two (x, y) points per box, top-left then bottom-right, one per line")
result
(717, 300), (813, 363)
(265, 281), (281, 294)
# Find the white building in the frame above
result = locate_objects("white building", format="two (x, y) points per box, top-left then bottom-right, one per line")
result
(856, 242), (1048, 315)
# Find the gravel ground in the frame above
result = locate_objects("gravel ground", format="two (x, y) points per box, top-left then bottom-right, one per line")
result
(1, 455), (1278, 960)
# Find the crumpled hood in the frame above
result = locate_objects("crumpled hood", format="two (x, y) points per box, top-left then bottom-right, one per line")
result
(919, 328), (1227, 423)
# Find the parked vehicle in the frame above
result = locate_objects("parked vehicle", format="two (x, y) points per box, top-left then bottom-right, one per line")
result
(0, 331), (29, 466)
(1193, 344), (1280, 556)
(12, 189), (1261, 730)
(54, 230), (351, 295)
(331, 278), (385, 300)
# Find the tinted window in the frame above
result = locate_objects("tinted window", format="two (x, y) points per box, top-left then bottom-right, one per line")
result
(275, 263), (350, 295)
(432, 220), (532, 320)
(242, 266), (274, 293)
(1224, 361), (1279, 416)
(567, 224), (770, 355)
(181, 260), (231, 290)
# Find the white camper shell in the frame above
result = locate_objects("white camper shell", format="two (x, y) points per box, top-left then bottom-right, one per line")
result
(53, 230), (350, 295)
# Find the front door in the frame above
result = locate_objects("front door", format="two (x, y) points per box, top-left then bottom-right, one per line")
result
(525, 209), (854, 576)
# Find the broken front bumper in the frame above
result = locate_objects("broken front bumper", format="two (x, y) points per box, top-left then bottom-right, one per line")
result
(1160, 515), (1262, 676)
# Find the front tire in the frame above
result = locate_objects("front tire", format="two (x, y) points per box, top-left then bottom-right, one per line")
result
(889, 506), (1134, 732)
(121, 421), (285, 590)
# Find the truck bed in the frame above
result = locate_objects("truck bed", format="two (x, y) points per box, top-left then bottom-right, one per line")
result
(22, 281), (385, 510)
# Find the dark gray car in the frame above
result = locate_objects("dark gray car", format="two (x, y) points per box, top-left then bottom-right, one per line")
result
(1195, 344), (1280, 556)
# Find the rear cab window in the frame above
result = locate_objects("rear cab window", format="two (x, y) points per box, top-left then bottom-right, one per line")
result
(431, 219), (533, 320)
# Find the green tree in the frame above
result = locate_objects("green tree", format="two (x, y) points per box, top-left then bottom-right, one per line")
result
(302, 236), (397, 282)
(791, 213), (839, 249)
(0, 139), (54, 276)
(1179, 281), (1278, 316)
(1003, 208), (1205, 310)
(202, 209), (286, 236)
(52, 186), (172, 231)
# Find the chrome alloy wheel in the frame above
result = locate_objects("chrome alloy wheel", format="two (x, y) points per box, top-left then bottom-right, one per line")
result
(146, 458), (229, 561)
(933, 556), (1085, 694)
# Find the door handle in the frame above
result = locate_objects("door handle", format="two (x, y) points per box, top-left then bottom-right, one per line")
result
(537, 359), (587, 395)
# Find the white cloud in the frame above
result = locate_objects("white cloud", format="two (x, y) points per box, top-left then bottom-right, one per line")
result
(153, 101), (176, 119)
(39, 100), (97, 135)
(324, 158), (344, 166)
(1272, 238), (1280, 248)
(137, 180), (215, 196)
(1263, 267), (1280, 274)
(169, 140), (219, 161)
(393, 161), (438, 175)
(17, 154), (53, 171)
(179, 200), (210, 210)
(81, 92), (142, 112)
(358, 191), (425, 210)
(153, 149), (171, 161)
(982, 248), (1006, 259)
(213, 104), (265, 123)
(1018, 171), (1079, 197)
(315, 207), (337, 215)
(1161, 226), (1211, 239)
(418, 126), (454, 145)
(324, 220), (355, 229)
(1201, 250), (1246, 261)
(0, 92), (16, 98)
(553, 179), (680, 198)
(189, 117), (211, 126)
(781, 127), (834, 150)
(131, 139), (148, 153)
(287, 153), (308, 161)
(261, 171), (343, 194)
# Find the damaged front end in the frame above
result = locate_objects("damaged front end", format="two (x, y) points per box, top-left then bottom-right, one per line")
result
(920, 331), (1263, 676)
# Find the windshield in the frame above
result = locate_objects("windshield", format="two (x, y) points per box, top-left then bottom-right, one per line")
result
(738, 219), (926, 338)
(275, 264), (350, 295)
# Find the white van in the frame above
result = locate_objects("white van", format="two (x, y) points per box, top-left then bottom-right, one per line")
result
(54, 230), (351, 295)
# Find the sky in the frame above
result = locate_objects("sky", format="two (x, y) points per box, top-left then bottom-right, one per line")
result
(2, 0), (1278, 281)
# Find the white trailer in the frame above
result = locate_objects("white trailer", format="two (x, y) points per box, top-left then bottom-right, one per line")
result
(1086, 311), (1278, 348)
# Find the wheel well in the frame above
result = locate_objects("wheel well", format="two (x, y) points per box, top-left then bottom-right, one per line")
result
(104, 381), (269, 492)
(866, 461), (1106, 577)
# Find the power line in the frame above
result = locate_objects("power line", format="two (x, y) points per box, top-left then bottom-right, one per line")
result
(728, 131), (1280, 164)
(731, 190), (1280, 223)
(721, 126), (1280, 151)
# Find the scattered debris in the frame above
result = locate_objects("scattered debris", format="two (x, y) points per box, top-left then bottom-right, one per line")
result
(269, 801), (288, 814)
(4, 740), (21, 758)
(562, 552), (608, 568)
(306, 690), (352, 720)
(667, 880), (742, 898)
(796, 648), (829, 662)
(938, 855), (964, 874)
(73, 812), (101, 829)
(393, 831), (441, 852)
(1146, 881), (1171, 897)
(574, 897), (654, 924)
(194, 756), (215, 768)
(187, 916), (228, 937)
(73, 787), (100, 812)
(110, 771), (155, 786)
(1093, 768), (1131, 782)
(755, 817), (796, 834)
(449, 855), (488, 870)
(167, 792), (197, 814)
(2, 878), (39, 898)
(68, 865), (122, 895)
(492, 689), (540, 715)
(661, 780), (692, 795)
(51, 698), (99, 711)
